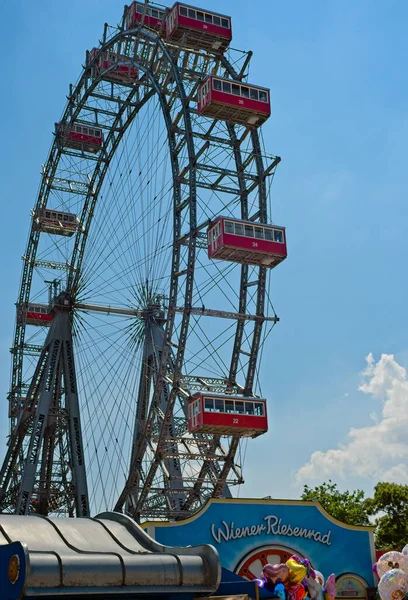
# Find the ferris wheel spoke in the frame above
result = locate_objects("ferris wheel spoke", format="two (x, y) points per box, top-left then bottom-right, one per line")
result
(74, 317), (142, 511)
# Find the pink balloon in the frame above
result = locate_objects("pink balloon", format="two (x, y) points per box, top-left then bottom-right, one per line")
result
(324, 573), (336, 600)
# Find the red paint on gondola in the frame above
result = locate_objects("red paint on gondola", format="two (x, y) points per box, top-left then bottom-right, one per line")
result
(26, 311), (53, 323)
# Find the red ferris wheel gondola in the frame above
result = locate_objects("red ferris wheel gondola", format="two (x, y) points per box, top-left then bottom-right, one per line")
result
(18, 303), (53, 327)
(198, 76), (271, 127)
(55, 122), (104, 154)
(188, 393), (268, 438)
(208, 216), (287, 269)
(125, 2), (167, 31)
(166, 3), (232, 52)
(86, 48), (139, 85)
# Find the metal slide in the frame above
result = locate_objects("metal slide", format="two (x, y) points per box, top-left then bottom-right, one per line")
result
(0, 511), (220, 599)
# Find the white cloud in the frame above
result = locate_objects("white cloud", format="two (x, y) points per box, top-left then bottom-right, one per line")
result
(295, 353), (408, 485)
(381, 464), (408, 482)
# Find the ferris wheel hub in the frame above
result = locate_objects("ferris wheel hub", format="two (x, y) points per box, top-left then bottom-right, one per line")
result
(51, 291), (72, 313)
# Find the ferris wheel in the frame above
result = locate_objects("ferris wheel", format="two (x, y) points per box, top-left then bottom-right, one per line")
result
(0, 1), (286, 521)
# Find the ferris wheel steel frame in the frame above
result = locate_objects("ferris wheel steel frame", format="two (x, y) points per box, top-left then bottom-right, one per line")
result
(0, 10), (281, 521)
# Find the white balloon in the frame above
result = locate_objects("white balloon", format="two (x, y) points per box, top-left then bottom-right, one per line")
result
(378, 569), (408, 600)
(377, 552), (408, 578)
(315, 571), (325, 586)
(402, 544), (408, 557)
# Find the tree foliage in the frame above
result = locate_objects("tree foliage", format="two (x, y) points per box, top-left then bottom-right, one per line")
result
(301, 480), (408, 549)
(365, 482), (408, 550)
(301, 480), (370, 526)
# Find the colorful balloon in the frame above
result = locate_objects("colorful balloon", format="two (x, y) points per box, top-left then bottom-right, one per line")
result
(377, 552), (408, 579)
(373, 562), (380, 579)
(262, 563), (290, 584)
(402, 544), (408, 557)
(306, 575), (323, 600)
(288, 555), (315, 578)
(287, 557), (308, 584)
(324, 573), (337, 600)
(378, 568), (408, 600)
(287, 583), (308, 600)
(315, 570), (325, 586)
(274, 582), (287, 600)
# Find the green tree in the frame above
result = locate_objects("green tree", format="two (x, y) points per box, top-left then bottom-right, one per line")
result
(301, 480), (370, 526)
(365, 482), (408, 550)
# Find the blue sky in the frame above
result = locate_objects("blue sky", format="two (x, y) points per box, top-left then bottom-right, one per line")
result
(0, 0), (407, 504)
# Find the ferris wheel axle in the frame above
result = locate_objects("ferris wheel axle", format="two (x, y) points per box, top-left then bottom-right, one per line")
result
(75, 302), (279, 323)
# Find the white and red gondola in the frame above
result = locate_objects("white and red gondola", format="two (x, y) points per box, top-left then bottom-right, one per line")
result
(87, 48), (138, 85)
(32, 208), (77, 237)
(125, 2), (167, 31)
(166, 3), (232, 52)
(208, 216), (287, 269)
(188, 393), (268, 438)
(198, 76), (270, 127)
(20, 303), (53, 327)
(55, 122), (104, 154)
